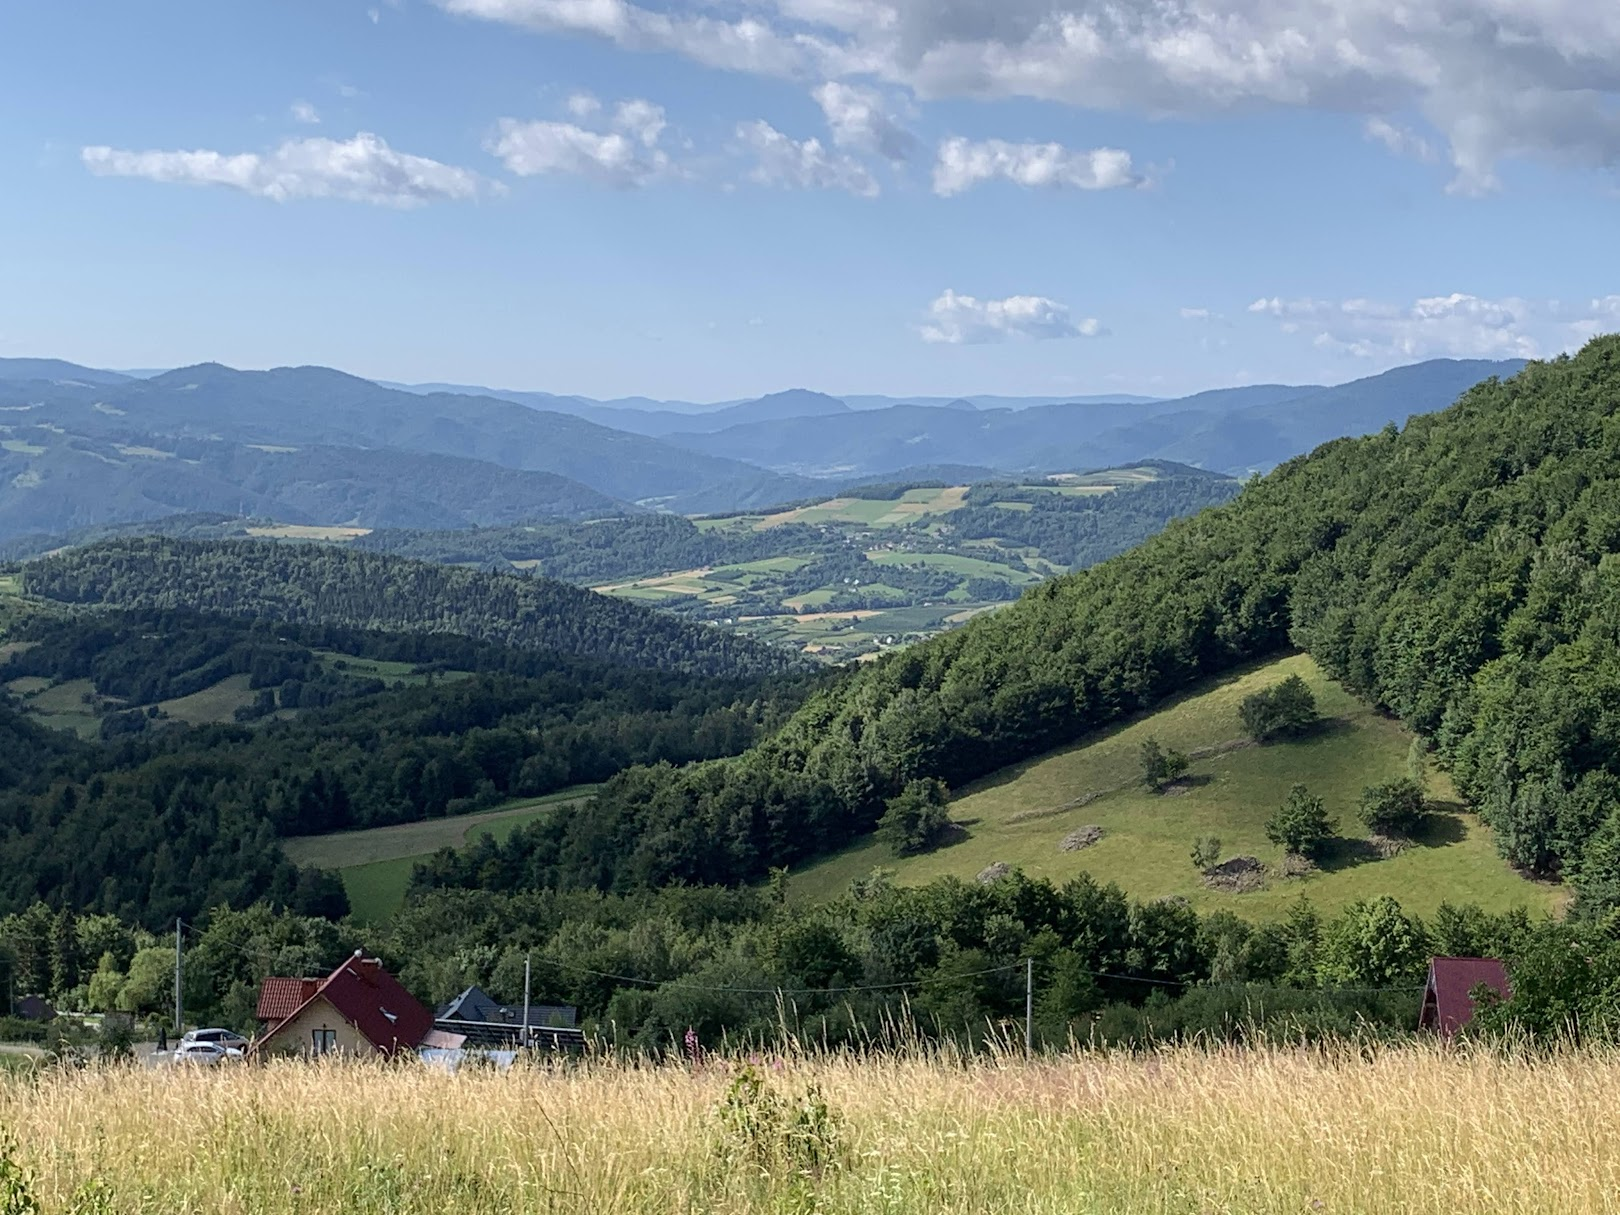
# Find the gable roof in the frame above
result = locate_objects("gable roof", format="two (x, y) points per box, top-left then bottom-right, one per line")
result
(1420, 956), (1511, 1036)
(437, 985), (577, 1028)
(253, 953), (435, 1056)
(438, 985), (502, 1023)
(256, 977), (320, 1022)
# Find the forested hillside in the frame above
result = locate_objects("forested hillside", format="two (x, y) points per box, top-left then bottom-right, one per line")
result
(19, 538), (802, 678)
(0, 611), (820, 925)
(418, 339), (1620, 914)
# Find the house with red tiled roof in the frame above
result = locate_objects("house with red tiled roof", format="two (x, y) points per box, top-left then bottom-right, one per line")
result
(252, 951), (454, 1059)
(1418, 956), (1511, 1037)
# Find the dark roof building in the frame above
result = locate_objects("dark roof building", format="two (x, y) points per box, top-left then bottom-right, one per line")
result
(434, 984), (584, 1051)
(1418, 956), (1511, 1037)
(14, 995), (55, 1022)
(437, 985), (576, 1028)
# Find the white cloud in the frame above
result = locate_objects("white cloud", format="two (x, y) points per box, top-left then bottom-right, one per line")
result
(612, 98), (666, 147)
(932, 137), (1142, 196)
(1364, 117), (1436, 163)
(291, 100), (322, 125)
(1180, 307), (1231, 324)
(434, 0), (815, 76)
(920, 288), (1104, 344)
(812, 82), (915, 162)
(735, 120), (878, 196)
(434, 0), (1620, 194)
(489, 96), (671, 186)
(490, 119), (668, 187)
(1248, 292), (1620, 361)
(80, 133), (491, 206)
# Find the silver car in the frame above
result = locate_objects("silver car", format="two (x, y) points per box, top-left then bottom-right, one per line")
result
(181, 1027), (249, 1053)
(173, 1041), (230, 1066)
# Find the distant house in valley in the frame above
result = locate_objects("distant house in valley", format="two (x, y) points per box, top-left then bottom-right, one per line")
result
(252, 951), (461, 1059)
(14, 995), (55, 1022)
(435, 984), (583, 1051)
(1418, 956), (1511, 1037)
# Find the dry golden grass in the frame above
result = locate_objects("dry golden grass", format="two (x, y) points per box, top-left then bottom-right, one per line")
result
(4, 1043), (1619, 1213)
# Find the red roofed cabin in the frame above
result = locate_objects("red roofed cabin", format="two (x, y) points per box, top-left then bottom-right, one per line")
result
(253, 952), (437, 1059)
(1418, 956), (1511, 1037)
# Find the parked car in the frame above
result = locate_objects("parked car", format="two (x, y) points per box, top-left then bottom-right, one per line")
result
(172, 1041), (230, 1066)
(181, 1027), (249, 1054)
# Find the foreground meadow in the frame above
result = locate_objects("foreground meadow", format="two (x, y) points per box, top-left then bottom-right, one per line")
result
(3, 1044), (1618, 1214)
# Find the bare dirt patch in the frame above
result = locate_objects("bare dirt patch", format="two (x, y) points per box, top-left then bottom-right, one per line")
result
(1368, 832), (1412, 859)
(1280, 852), (1318, 878)
(1202, 855), (1268, 893)
(1060, 825), (1104, 853)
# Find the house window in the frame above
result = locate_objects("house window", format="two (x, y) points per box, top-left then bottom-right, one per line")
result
(311, 1029), (337, 1055)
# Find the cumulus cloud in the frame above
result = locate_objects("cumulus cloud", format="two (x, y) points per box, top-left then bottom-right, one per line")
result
(290, 100), (321, 125)
(434, 0), (1620, 193)
(812, 82), (915, 161)
(932, 137), (1142, 196)
(489, 96), (671, 186)
(80, 133), (490, 206)
(1247, 292), (1620, 361)
(920, 288), (1104, 344)
(735, 120), (878, 196)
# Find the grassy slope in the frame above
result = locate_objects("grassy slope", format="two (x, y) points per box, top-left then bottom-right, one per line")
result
(790, 654), (1564, 919)
(283, 786), (599, 922)
(155, 672), (258, 724)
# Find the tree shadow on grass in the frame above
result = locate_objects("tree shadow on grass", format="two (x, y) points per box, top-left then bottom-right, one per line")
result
(1409, 807), (1468, 847)
(1315, 835), (1383, 872)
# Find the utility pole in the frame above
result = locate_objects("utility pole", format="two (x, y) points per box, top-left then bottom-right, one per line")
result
(1024, 957), (1033, 1057)
(522, 954), (532, 1049)
(174, 919), (184, 1037)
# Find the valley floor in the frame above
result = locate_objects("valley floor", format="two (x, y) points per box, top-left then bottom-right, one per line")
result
(4, 1046), (1618, 1213)
(791, 653), (1564, 918)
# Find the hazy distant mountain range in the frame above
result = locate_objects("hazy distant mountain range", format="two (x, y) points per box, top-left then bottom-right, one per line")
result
(0, 354), (1526, 542)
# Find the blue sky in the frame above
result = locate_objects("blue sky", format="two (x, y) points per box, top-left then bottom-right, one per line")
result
(3, 0), (1618, 400)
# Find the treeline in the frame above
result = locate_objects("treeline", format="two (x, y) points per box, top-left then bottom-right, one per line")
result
(418, 338), (1620, 913)
(20, 538), (803, 679)
(952, 475), (1241, 568)
(0, 612), (823, 926)
(351, 513), (829, 584)
(9, 878), (1610, 1051)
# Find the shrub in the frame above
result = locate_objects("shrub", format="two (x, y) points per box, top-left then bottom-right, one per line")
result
(876, 778), (953, 857)
(1266, 785), (1335, 858)
(1358, 778), (1426, 835)
(1190, 836), (1222, 871)
(1140, 737), (1190, 791)
(713, 1063), (843, 1180)
(1240, 675), (1320, 742)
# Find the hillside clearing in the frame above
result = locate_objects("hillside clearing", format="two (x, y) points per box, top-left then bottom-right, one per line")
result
(155, 672), (258, 724)
(790, 653), (1563, 919)
(6, 1047), (1620, 1214)
(245, 523), (372, 541)
(283, 786), (599, 921)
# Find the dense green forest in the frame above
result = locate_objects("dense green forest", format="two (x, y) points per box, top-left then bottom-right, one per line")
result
(7, 876), (1614, 1051)
(416, 338), (1620, 917)
(18, 538), (801, 678)
(0, 612), (820, 926)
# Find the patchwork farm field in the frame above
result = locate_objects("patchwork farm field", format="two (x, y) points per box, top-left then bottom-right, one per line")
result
(790, 653), (1563, 920)
(5, 1047), (1619, 1214)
